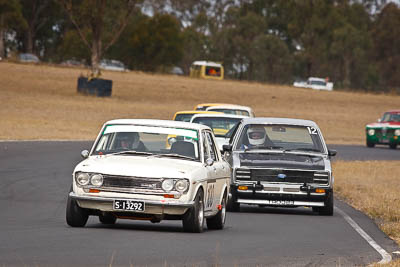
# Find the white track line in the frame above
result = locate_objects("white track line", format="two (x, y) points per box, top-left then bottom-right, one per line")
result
(336, 207), (392, 264)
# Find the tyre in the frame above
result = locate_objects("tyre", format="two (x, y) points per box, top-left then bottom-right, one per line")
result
(183, 189), (204, 233)
(66, 194), (89, 227)
(207, 192), (227, 230)
(389, 143), (397, 149)
(317, 191), (334, 216)
(99, 213), (117, 224)
(366, 140), (375, 148)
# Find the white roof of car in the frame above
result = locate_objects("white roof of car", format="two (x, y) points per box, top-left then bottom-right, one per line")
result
(192, 61), (222, 67)
(241, 117), (319, 128)
(104, 119), (211, 131)
(308, 77), (326, 82)
(190, 113), (248, 120)
(206, 104), (253, 112)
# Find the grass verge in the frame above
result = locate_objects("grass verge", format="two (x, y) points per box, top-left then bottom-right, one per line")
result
(334, 160), (400, 265)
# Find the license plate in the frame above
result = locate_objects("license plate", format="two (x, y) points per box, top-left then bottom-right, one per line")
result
(265, 200), (294, 205)
(113, 200), (145, 211)
(379, 138), (389, 143)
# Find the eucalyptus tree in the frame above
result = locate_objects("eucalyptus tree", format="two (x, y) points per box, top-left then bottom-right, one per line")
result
(0, 0), (25, 58)
(58, 0), (140, 76)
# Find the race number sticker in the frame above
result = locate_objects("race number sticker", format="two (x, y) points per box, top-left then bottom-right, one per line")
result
(307, 127), (318, 135)
(206, 183), (215, 209)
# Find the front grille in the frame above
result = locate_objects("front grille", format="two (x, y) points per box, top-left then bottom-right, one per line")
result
(236, 168), (329, 185)
(375, 129), (394, 139)
(102, 175), (162, 190)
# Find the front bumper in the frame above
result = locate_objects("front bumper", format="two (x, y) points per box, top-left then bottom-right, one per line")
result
(70, 192), (194, 216)
(230, 184), (331, 207)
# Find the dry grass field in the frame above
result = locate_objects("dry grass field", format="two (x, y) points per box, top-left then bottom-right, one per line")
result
(0, 62), (399, 142)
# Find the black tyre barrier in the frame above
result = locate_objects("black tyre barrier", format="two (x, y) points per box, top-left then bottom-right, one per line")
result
(77, 77), (112, 97)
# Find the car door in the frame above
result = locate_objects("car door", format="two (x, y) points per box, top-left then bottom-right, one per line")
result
(204, 130), (227, 211)
(202, 130), (218, 213)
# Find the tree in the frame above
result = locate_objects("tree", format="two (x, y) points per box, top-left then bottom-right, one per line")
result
(0, 0), (25, 58)
(58, 0), (139, 75)
(371, 3), (400, 90)
(109, 13), (183, 72)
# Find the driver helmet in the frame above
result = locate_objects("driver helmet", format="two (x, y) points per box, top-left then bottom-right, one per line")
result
(118, 132), (140, 149)
(247, 126), (266, 146)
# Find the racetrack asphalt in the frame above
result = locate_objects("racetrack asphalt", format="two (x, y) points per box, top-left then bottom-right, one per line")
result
(0, 141), (398, 266)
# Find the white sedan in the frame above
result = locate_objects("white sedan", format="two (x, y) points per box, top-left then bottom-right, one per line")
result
(66, 119), (230, 232)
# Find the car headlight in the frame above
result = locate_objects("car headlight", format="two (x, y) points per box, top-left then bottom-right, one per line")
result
(162, 179), (174, 192)
(91, 174), (103, 186)
(368, 129), (375, 136)
(175, 179), (189, 193)
(76, 172), (90, 186)
(395, 129), (400, 136)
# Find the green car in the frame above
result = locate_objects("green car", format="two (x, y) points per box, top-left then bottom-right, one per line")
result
(366, 110), (400, 149)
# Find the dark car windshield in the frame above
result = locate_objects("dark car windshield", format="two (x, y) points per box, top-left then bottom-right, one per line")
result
(234, 124), (325, 153)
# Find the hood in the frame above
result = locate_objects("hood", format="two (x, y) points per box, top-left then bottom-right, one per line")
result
(238, 152), (325, 170)
(74, 155), (202, 178)
(367, 122), (400, 128)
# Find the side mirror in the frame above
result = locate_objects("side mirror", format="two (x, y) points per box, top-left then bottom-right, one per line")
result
(222, 144), (232, 152)
(328, 149), (337, 157)
(81, 150), (89, 158)
(206, 158), (214, 166)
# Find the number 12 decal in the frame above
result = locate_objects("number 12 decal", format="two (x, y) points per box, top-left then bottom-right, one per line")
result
(307, 127), (318, 135)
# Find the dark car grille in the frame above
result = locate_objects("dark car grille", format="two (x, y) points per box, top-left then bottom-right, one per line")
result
(375, 129), (394, 139)
(235, 168), (329, 185)
(102, 175), (162, 190)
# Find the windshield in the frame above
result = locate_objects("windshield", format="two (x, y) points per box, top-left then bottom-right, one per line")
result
(174, 113), (194, 122)
(192, 117), (242, 138)
(92, 124), (200, 161)
(234, 124), (325, 153)
(381, 112), (400, 122)
(208, 108), (250, 117)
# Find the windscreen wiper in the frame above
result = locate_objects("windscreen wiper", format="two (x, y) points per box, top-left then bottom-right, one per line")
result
(284, 148), (321, 153)
(154, 153), (197, 161)
(244, 146), (283, 152)
(108, 150), (153, 156)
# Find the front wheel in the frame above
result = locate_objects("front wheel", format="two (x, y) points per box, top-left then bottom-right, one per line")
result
(366, 140), (375, 148)
(316, 192), (334, 216)
(389, 143), (397, 149)
(207, 192), (227, 230)
(66, 194), (89, 227)
(183, 189), (204, 233)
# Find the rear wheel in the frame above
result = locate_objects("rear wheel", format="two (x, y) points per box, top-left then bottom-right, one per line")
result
(66, 194), (89, 227)
(207, 192), (227, 230)
(183, 189), (204, 233)
(99, 213), (117, 224)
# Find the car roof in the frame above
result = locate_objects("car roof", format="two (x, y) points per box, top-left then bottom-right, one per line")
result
(194, 103), (229, 109)
(190, 113), (248, 120)
(386, 110), (400, 114)
(174, 110), (222, 115)
(191, 61), (222, 67)
(240, 117), (319, 128)
(206, 104), (253, 112)
(104, 119), (211, 131)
